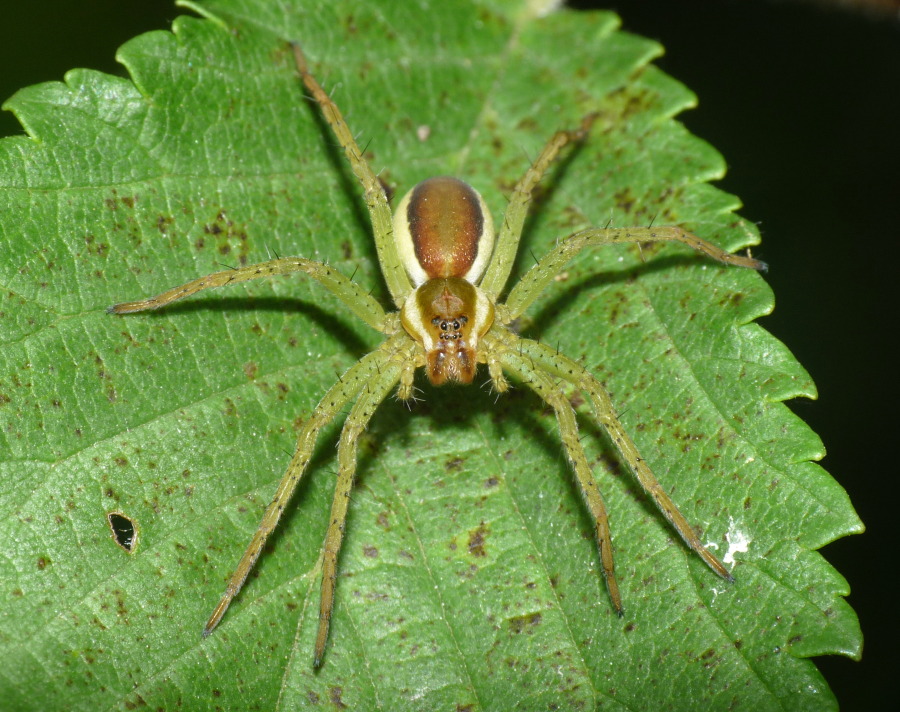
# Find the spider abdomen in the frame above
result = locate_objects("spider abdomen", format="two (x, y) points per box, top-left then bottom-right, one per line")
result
(393, 176), (495, 287)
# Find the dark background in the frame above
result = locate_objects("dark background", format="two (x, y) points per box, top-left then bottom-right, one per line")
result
(1, 1), (895, 709)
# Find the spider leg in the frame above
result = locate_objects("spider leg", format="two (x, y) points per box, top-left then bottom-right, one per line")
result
(314, 355), (404, 667)
(291, 43), (413, 307)
(503, 226), (767, 320)
(201, 332), (409, 640)
(512, 335), (732, 581)
(499, 343), (622, 614)
(108, 257), (390, 333)
(480, 114), (598, 300)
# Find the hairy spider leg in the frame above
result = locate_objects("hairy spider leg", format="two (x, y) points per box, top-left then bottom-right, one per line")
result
(480, 113), (599, 300)
(314, 354), (406, 667)
(498, 345), (622, 612)
(512, 335), (734, 581)
(291, 42), (412, 306)
(503, 225), (767, 320)
(200, 333), (409, 640)
(106, 231), (414, 656)
(108, 257), (389, 333)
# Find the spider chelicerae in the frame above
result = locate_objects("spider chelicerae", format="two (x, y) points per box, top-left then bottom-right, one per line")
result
(109, 43), (766, 667)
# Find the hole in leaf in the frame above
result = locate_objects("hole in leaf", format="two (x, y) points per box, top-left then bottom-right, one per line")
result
(107, 512), (138, 553)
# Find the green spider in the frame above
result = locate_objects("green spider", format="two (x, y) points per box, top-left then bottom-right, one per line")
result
(109, 43), (766, 667)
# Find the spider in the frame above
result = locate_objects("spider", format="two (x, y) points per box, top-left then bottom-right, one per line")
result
(109, 43), (766, 667)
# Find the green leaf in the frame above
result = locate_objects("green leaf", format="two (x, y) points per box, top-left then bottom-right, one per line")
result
(0, 0), (862, 709)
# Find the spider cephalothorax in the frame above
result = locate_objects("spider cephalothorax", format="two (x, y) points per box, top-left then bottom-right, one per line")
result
(109, 43), (766, 667)
(401, 275), (493, 385)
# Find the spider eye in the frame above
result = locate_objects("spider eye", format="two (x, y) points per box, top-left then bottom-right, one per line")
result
(393, 176), (495, 287)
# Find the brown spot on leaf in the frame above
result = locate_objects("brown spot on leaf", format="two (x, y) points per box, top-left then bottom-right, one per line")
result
(467, 522), (488, 557)
(156, 215), (174, 234)
(508, 611), (542, 634)
(328, 686), (347, 709)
